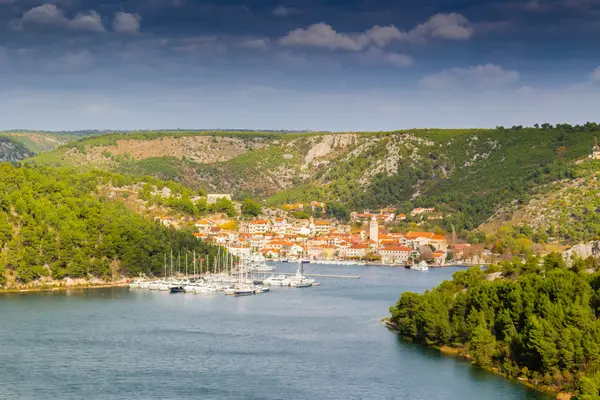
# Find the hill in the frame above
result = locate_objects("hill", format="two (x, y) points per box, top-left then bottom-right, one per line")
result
(27, 125), (600, 234)
(0, 131), (99, 161)
(0, 163), (221, 288)
(389, 258), (600, 397)
(479, 158), (600, 245)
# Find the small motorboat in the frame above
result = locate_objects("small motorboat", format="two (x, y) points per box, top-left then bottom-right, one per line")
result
(169, 285), (185, 293)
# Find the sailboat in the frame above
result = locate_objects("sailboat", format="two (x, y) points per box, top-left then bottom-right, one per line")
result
(290, 255), (315, 288)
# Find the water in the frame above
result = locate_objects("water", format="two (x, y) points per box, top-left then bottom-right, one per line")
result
(0, 264), (552, 400)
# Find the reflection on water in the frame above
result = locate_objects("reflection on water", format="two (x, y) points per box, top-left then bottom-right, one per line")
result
(0, 264), (553, 400)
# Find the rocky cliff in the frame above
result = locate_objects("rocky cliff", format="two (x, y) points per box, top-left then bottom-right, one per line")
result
(0, 137), (35, 162)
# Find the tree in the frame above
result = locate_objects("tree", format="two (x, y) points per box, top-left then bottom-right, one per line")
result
(212, 197), (236, 217)
(468, 324), (497, 367)
(241, 198), (262, 217)
(326, 202), (349, 222)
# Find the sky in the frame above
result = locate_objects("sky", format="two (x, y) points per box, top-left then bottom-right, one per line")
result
(1, 0), (600, 131)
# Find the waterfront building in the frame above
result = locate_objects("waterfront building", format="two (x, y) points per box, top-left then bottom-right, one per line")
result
(379, 245), (413, 265)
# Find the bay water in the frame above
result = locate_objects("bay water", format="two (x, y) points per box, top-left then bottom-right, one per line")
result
(0, 264), (552, 400)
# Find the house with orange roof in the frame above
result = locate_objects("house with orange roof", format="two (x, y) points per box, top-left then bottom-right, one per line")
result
(379, 245), (413, 265)
(430, 235), (448, 251)
(405, 231), (436, 248)
(397, 213), (407, 220)
(312, 220), (333, 235)
(306, 246), (325, 260)
(266, 240), (294, 251)
(345, 243), (369, 259)
(432, 250), (446, 265)
(248, 219), (271, 234)
(261, 248), (280, 259)
(271, 217), (288, 234)
(195, 218), (214, 232)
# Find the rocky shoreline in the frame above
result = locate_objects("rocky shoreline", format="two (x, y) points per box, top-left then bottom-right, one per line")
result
(0, 281), (129, 294)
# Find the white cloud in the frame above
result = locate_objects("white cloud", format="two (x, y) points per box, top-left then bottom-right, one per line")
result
(419, 64), (519, 90)
(279, 13), (472, 51)
(360, 25), (404, 47)
(360, 47), (414, 68)
(239, 38), (270, 51)
(272, 5), (299, 17)
(279, 23), (363, 50)
(590, 66), (600, 83)
(113, 12), (141, 34)
(17, 4), (105, 33)
(408, 13), (473, 41)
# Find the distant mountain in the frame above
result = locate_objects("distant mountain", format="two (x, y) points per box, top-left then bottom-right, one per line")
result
(26, 126), (600, 235)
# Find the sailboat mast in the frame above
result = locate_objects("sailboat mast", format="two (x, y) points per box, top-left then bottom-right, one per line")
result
(185, 251), (188, 277)
(193, 250), (197, 279)
(164, 252), (167, 278)
(170, 249), (173, 278)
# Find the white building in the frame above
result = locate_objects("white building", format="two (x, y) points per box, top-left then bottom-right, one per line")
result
(379, 245), (413, 265)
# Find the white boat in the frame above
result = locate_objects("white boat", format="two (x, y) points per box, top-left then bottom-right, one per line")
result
(250, 264), (276, 272)
(263, 274), (288, 286)
(291, 256), (316, 288)
(128, 280), (142, 289)
(411, 261), (429, 271)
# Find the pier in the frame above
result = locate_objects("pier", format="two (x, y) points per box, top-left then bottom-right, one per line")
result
(278, 272), (360, 279)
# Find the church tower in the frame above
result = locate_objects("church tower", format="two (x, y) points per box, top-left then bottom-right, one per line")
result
(369, 217), (379, 245)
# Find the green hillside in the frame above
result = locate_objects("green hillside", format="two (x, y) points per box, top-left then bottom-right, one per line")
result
(0, 163), (221, 288)
(27, 125), (600, 234)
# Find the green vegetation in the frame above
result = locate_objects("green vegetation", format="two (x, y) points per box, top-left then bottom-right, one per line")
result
(241, 198), (262, 217)
(389, 256), (600, 396)
(0, 164), (222, 286)
(118, 157), (188, 182)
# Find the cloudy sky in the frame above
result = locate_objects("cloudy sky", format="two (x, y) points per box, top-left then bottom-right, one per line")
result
(1, 0), (600, 131)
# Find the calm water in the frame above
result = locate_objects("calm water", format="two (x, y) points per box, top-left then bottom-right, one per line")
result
(0, 264), (552, 400)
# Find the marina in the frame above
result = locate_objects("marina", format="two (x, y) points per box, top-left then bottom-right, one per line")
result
(129, 251), (328, 295)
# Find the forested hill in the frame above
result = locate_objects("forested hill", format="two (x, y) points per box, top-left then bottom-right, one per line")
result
(0, 163), (221, 288)
(389, 258), (600, 397)
(28, 124), (600, 233)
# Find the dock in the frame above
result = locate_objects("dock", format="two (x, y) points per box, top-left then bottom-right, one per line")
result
(278, 273), (360, 279)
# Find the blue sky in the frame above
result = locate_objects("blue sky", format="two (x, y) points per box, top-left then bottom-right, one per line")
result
(1, 0), (600, 131)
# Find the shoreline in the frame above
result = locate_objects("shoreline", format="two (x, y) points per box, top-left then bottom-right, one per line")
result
(0, 282), (128, 294)
(383, 318), (566, 399)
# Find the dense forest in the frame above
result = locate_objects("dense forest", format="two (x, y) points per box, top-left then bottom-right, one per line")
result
(389, 257), (600, 398)
(0, 163), (222, 287)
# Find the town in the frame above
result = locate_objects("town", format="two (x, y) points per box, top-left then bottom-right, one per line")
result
(155, 198), (463, 267)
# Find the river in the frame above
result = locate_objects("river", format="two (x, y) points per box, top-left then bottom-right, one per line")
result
(0, 264), (552, 400)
